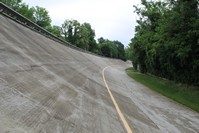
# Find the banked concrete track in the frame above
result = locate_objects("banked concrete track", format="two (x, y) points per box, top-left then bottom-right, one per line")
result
(1, 14), (199, 133)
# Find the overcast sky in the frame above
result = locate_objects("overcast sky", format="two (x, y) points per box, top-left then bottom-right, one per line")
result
(23, 0), (141, 46)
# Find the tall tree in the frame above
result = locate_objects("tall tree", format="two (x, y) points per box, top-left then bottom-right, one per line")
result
(80, 23), (97, 52)
(61, 19), (80, 45)
(113, 41), (125, 60)
(33, 6), (51, 28)
(98, 37), (106, 44)
(61, 20), (97, 51)
(76, 23), (90, 49)
(17, 3), (35, 21)
(100, 42), (111, 57)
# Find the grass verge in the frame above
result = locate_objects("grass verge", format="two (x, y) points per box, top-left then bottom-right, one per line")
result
(126, 67), (199, 113)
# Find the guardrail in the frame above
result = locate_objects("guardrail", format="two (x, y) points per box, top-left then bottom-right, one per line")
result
(0, 2), (102, 57)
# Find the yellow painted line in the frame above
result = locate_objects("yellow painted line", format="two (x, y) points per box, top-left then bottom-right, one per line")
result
(102, 66), (133, 133)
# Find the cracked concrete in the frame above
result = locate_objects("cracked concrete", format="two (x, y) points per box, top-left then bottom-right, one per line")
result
(0, 14), (199, 133)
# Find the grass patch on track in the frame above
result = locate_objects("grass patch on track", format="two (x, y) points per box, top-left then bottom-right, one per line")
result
(126, 67), (199, 113)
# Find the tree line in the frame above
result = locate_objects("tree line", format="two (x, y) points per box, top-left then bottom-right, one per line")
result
(1, 0), (126, 60)
(126, 0), (199, 86)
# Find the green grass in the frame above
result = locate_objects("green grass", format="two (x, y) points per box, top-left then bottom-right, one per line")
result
(126, 68), (199, 113)
(126, 67), (135, 71)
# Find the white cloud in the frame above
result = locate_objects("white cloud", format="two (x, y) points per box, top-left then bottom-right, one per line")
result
(23, 0), (141, 46)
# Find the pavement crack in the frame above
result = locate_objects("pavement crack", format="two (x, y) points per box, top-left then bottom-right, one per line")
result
(15, 64), (42, 73)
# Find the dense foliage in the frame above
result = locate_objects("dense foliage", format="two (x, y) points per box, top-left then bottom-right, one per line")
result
(98, 37), (125, 60)
(0, 0), (51, 27)
(0, 0), (126, 60)
(128, 0), (199, 85)
(61, 20), (96, 51)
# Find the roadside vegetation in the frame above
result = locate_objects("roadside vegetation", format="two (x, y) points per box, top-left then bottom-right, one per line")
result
(126, 0), (199, 86)
(126, 68), (199, 113)
(125, 0), (199, 112)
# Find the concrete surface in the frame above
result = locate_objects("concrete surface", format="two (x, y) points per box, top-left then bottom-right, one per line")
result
(0, 14), (199, 133)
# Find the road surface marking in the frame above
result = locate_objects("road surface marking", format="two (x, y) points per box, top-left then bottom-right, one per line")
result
(102, 66), (133, 133)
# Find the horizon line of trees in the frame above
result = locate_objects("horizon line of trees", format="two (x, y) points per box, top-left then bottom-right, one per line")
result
(126, 0), (199, 86)
(0, 0), (126, 60)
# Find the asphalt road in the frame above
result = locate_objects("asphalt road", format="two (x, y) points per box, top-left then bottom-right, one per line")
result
(0, 14), (199, 133)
